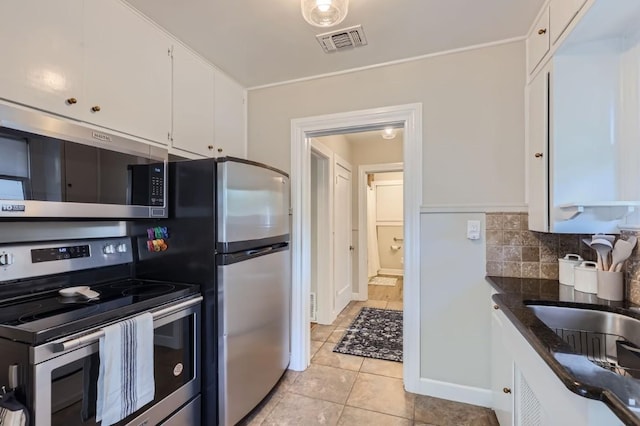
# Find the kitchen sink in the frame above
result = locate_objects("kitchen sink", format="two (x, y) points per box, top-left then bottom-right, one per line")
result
(527, 304), (640, 378)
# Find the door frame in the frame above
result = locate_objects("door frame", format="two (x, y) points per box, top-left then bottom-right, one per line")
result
(310, 140), (334, 325)
(290, 103), (422, 393)
(357, 163), (404, 300)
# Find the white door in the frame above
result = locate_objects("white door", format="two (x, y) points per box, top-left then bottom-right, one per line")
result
(333, 158), (352, 315)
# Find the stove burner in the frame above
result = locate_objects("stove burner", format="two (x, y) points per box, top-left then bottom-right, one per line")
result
(16, 303), (43, 324)
(122, 283), (175, 297)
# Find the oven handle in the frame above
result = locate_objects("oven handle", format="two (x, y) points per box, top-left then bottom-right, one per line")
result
(52, 295), (203, 353)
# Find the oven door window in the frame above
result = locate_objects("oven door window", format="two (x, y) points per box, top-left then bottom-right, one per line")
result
(49, 317), (195, 426)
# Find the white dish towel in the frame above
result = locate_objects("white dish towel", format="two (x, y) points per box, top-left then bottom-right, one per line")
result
(96, 313), (155, 426)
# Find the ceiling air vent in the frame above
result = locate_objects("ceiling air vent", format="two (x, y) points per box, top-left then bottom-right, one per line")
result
(316, 25), (368, 53)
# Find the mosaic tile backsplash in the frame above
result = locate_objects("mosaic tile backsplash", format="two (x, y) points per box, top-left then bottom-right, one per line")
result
(485, 213), (595, 280)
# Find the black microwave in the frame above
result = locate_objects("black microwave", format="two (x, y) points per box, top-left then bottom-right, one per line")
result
(0, 104), (167, 219)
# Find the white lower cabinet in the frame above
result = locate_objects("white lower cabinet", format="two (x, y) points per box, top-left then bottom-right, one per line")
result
(171, 44), (215, 158)
(491, 308), (514, 426)
(491, 305), (623, 425)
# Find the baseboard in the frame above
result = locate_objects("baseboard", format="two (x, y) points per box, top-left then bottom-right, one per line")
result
(378, 268), (403, 276)
(416, 377), (492, 408)
(351, 292), (366, 301)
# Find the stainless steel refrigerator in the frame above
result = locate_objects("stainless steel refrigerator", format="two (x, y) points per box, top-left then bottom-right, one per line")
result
(134, 157), (291, 426)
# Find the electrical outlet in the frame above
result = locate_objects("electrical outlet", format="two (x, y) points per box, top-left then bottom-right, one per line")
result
(467, 220), (481, 240)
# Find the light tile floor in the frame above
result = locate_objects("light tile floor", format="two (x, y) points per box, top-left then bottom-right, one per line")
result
(239, 299), (498, 426)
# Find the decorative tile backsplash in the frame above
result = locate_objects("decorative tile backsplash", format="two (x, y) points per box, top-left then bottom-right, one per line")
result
(485, 213), (595, 280)
(620, 229), (640, 304)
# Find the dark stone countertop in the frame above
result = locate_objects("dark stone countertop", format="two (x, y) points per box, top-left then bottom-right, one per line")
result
(486, 276), (640, 426)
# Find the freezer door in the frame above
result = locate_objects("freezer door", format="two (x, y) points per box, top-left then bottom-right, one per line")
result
(218, 246), (290, 426)
(217, 159), (289, 251)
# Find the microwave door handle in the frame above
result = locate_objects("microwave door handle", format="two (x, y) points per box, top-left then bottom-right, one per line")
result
(52, 296), (202, 352)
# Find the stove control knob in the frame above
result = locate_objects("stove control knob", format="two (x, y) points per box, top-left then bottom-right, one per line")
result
(103, 244), (116, 254)
(116, 243), (128, 253)
(0, 253), (14, 266)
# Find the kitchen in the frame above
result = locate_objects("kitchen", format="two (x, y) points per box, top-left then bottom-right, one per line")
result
(1, 0), (640, 425)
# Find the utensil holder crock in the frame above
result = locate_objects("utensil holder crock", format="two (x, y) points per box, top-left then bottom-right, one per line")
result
(597, 270), (624, 301)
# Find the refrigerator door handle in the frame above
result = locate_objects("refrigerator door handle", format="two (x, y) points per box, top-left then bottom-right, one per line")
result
(246, 247), (273, 256)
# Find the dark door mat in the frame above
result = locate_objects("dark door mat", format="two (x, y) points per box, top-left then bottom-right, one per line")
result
(333, 307), (403, 362)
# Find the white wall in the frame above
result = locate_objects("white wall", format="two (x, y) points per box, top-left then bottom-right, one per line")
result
(420, 213), (490, 391)
(247, 40), (525, 401)
(248, 41), (525, 206)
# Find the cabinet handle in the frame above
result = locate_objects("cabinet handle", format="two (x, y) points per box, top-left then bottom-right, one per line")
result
(208, 145), (214, 150)
(217, 148), (223, 153)
(91, 106), (101, 112)
(534, 152), (544, 158)
(66, 97), (78, 105)
(493, 305), (499, 310)
(503, 387), (512, 394)
(538, 28), (547, 35)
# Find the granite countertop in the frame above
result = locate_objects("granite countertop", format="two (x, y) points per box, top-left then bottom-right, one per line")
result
(486, 276), (640, 426)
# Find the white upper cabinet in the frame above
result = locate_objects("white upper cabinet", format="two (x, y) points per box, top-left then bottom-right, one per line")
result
(214, 71), (247, 158)
(526, 64), (550, 233)
(171, 44), (215, 157)
(0, 0), (84, 118)
(527, 6), (550, 75)
(550, 0), (588, 43)
(83, 0), (172, 144)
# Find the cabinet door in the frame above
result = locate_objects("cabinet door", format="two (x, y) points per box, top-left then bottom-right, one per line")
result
(83, 0), (171, 144)
(527, 65), (550, 232)
(550, 0), (587, 44)
(491, 309), (514, 426)
(214, 71), (246, 158)
(527, 7), (550, 75)
(172, 44), (215, 157)
(0, 0), (84, 118)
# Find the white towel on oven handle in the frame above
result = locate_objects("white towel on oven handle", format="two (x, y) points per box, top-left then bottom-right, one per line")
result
(96, 313), (155, 426)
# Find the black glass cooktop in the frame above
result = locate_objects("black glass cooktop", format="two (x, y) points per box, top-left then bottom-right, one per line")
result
(0, 279), (199, 345)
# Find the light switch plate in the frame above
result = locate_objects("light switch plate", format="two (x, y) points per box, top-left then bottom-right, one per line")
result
(467, 220), (481, 240)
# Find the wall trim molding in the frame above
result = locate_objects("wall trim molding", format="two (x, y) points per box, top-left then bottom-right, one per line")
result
(417, 378), (492, 408)
(420, 203), (528, 214)
(248, 37), (526, 91)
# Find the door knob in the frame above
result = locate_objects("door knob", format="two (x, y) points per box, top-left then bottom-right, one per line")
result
(349, 246), (354, 251)
(534, 153), (543, 158)
(503, 387), (512, 394)
(217, 148), (223, 153)
(91, 105), (101, 112)
(66, 97), (78, 105)
(538, 28), (547, 35)
(208, 145), (214, 150)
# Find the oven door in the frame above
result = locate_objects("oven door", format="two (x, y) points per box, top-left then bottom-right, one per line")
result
(32, 298), (200, 426)
(0, 103), (167, 219)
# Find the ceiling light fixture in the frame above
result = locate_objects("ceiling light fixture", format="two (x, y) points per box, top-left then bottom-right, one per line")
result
(382, 127), (397, 140)
(301, 0), (349, 28)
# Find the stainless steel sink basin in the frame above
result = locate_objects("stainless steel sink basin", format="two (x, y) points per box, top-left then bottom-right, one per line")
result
(527, 304), (640, 377)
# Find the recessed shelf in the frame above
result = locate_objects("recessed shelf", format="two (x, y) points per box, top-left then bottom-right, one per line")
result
(556, 202), (640, 221)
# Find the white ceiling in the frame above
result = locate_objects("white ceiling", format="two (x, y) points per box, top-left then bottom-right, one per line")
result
(125, 0), (544, 88)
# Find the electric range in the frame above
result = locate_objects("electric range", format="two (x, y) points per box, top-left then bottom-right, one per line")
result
(0, 237), (202, 426)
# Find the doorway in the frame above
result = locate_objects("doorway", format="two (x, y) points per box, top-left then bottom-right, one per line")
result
(290, 103), (423, 393)
(362, 167), (404, 308)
